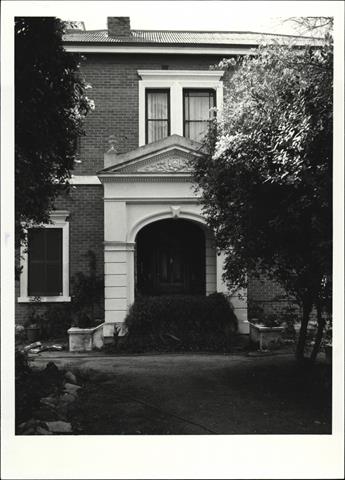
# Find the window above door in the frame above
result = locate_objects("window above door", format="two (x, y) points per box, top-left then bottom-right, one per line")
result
(138, 70), (224, 146)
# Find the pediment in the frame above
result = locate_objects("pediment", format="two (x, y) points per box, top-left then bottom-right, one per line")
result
(116, 148), (195, 174)
(99, 135), (206, 176)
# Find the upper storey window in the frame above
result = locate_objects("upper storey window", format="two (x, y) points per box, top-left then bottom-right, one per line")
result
(146, 89), (170, 143)
(183, 89), (216, 142)
(138, 70), (224, 146)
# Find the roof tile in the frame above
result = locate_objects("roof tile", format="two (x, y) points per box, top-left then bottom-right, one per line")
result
(63, 29), (322, 46)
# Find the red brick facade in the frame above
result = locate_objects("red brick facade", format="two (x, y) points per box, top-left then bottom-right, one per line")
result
(75, 53), (229, 175)
(16, 47), (299, 327)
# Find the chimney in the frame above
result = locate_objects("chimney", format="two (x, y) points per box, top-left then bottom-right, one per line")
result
(107, 17), (131, 37)
(64, 21), (85, 32)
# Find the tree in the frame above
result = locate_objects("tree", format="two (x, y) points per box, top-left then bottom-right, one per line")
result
(284, 16), (333, 38)
(15, 17), (93, 249)
(193, 36), (333, 362)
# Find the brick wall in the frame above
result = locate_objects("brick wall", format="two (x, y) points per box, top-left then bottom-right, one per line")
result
(15, 185), (104, 325)
(247, 274), (301, 320)
(75, 53), (229, 175)
(15, 51), (299, 327)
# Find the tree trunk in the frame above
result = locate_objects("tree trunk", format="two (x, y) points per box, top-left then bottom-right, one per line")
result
(295, 300), (312, 362)
(310, 303), (325, 364)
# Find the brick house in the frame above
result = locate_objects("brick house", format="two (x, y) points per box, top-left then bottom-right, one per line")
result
(16, 17), (316, 345)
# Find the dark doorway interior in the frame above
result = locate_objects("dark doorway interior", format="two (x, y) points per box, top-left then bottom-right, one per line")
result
(136, 219), (205, 296)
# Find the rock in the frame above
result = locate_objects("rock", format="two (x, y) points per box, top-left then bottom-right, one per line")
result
(40, 396), (59, 408)
(35, 426), (52, 435)
(46, 421), (72, 434)
(33, 407), (59, 421)
(64, 383), (81, 394)
(48, 344), (65, 351)
(24, 341), (42, 352)
(30, 348), (43, 354)
(59, 393), (76, 404)
(64, 371), (77, 384)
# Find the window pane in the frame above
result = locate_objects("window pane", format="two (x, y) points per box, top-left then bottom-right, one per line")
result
(28, 229), (45, 261)
(147, 91), (168, 119)
(28, 227), (63, 296)
(184, 90), (216, 141)
(147, 120), (168, 143)
(184, 92), (215, 120)
(46, 229), (62, 261)
(28, 262), (46, 296)
(146, 90), (169, 144)
(185, 121), (209, 142)
(46, 262), (63, 295)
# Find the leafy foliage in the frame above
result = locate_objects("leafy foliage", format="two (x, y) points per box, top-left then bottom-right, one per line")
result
(194, 37), (332, 360)
(15, 17), (93, 247)
(70, 250), (104, 328)
(124, 293), (238, 352)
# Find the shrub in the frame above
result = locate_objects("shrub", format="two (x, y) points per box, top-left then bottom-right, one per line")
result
(124, 293), (238, 352)
(70, 250), (104, 328)
(40, 304), (73, 338)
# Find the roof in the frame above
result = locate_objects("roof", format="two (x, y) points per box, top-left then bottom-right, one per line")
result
(63, 29), (322, 47)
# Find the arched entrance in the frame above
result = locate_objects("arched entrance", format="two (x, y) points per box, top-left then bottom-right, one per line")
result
(136, 219), (206, 296)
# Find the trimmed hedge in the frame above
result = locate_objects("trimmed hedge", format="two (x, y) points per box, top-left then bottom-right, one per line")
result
(123, 293), (238, 352)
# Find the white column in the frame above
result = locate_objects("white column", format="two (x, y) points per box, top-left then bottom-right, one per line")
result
(171, 81), (183, 136)
(216, 251), (249, 334)
(127, 243), (135, 306)
(103, 200), (128, 337)
(138, 81), (145, 146)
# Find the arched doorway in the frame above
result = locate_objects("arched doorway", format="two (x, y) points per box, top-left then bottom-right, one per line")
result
(136, 219), (206, 296)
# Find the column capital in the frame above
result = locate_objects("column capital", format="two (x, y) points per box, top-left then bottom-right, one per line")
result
(104, 241), (135, 251)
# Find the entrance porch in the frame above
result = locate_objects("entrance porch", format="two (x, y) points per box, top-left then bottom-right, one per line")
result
(98, 135), (249, 340)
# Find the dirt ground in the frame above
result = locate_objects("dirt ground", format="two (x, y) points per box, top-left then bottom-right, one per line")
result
(31, 352), (332, 435)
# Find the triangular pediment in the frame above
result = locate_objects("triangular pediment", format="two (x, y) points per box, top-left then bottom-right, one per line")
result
(116, 148), (195, 173)
(99, 135), (206, 176)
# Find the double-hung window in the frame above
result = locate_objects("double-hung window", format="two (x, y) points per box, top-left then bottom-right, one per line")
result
(28, 228), (63, 296)
(138, 70), (224, 146)
(183, 89), (216, 142)
(18, 211), (70, 302)
(145, 89), (170, 144)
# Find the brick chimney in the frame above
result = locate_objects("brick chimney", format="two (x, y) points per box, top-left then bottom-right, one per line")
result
(107, 17), (131, 37)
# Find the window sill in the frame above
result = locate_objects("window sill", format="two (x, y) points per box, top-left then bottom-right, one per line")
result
(17, 296), (71, 303)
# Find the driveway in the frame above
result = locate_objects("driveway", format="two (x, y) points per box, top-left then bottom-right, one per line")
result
(31, 353), (331, 435)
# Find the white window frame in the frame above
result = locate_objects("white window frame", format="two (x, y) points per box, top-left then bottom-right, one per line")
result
(18, 211), (71, 303)
(138, 70), (224, 146)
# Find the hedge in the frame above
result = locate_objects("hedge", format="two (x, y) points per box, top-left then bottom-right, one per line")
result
(123, 293), (238, 352)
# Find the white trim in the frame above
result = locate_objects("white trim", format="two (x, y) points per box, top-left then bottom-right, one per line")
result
(18, 211), (71, 303)
(70, 175), (101, 185)
(138, 70), (224, 81)
(99, 174), (192, 183)
(104, 197), (200, 203)
(138, 70), (224, 146)
(128, 209), (207, 243)
(64, 45), (257, 55)
(18, 296), (71, 303)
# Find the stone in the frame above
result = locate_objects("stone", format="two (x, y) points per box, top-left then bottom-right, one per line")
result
(24, 341), (42, 352)
(46, 421), (72, 434)
(64, 383), (81, 394)
(59, 393), (76, 404)
(33, 407), (59, 421)
(64, 371), (77, 384)
(40, 396), (59, 408)
(35, 426), (52, 435)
